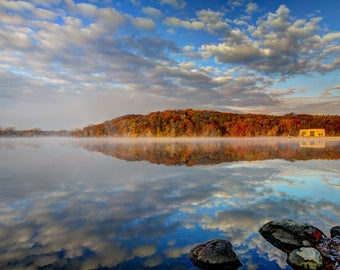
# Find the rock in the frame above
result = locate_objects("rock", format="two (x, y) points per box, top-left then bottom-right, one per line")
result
(189, 239), (242, 269)
(259, 219), (327, 253)
(316, 235), (340, 269)
(287, 247), (323, 270)
(331, 226), (340, 238)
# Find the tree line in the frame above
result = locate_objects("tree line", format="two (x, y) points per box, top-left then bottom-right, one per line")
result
(1, 109), (339, 137)
(0, 128), (73, 137)
(78, 109), (340, 137)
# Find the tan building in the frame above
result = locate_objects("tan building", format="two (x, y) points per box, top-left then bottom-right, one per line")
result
(299, 129), (325, 137)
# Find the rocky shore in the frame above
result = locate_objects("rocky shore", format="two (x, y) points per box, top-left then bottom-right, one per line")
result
(189, 219), (340, 269)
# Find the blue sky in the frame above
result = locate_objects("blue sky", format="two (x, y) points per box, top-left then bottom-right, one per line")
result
(0, 0), (339, 130)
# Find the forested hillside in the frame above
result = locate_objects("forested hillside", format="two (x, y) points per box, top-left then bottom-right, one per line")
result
(78, 109), (340, 137)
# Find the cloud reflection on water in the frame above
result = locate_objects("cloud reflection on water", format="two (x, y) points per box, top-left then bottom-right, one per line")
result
(0, 138), (339, 269)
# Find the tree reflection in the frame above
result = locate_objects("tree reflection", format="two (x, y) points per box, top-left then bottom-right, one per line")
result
(80, 138), (340, 166)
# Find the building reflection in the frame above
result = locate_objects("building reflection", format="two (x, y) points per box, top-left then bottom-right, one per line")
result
(299, 138), (326, 148)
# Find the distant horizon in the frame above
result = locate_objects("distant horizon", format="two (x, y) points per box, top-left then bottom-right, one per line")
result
(1, 0), (339, 130)
(2, 109), (340, 131)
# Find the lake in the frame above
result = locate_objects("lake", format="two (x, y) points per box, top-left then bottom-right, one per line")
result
(0, 137), (339, 269)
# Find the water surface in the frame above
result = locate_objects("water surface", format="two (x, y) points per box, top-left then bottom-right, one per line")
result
(0, 137), (339, 269)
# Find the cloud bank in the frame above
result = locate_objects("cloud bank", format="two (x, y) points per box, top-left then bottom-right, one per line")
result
(0, 0), (339, 129)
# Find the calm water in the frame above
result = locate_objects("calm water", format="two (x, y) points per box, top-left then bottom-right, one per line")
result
(0, 137), (339, 270)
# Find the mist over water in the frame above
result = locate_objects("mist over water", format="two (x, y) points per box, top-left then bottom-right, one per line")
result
(0, 137), (339, 269)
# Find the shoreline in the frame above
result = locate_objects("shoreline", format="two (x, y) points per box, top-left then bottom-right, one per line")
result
(1, 136), (340, 142)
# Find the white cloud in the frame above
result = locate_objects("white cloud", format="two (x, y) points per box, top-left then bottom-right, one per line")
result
(33, 7), (57, 19)
(322, 32), (340, 43)
(130, 0), (141, 6)
(322, 85), (340, 96)
(0, 10), (25, 24)
(200, 5), (340, 75)
(160, 0), (186, 9)
(197, 8), (230, 32)
(178, 61), (195, 69)
(201, 41), (269, 63)
(182, 45), (194, 52)
(142, 7), (162, 17)
(227, 0), (245, 8)
(246, 2), (259, 15)
(266, 4), (290, 31)
(76, 2), (99, 17)
(164, 8), (230, 33)
(0, 0), (34, 11)
(0, 0), (57, 21)
(0, 25), (34, 50)
(132, 17), (156, 30)
(31, 0), (61, 6)
(164, 17), (205, 30)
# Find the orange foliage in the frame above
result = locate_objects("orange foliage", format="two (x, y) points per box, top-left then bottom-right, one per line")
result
(79, 109), (340, 137)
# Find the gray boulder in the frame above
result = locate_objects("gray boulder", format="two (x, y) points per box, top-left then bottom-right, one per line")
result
(189, 239), (242, 269)
(287, 247), (323, 270)
(259, 219), (327, 253)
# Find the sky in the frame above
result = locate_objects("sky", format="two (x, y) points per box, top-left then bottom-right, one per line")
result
(0, 0), (339, 130)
